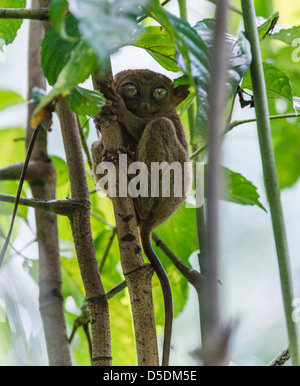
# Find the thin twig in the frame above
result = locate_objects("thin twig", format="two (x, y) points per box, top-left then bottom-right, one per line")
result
(190, 112), (300, 160)
(77, 116), (93, 170)
(229, 113), (299, 130)
(99, 227), (117, 272)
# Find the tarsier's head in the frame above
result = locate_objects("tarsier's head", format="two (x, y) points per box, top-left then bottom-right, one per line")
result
(114, 69), (190, 118)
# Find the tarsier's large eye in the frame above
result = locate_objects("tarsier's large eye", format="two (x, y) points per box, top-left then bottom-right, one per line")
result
(122, 83), (138, 96)
(152, 87), (168, 100)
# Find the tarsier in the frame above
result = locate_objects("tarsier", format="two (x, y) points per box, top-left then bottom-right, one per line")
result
(91, 69), (192, 366)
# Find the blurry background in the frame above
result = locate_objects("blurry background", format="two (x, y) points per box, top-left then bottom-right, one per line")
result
(0, 0), (300, 366)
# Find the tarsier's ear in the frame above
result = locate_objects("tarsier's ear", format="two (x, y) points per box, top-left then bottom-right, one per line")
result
(173, 84), (190, 106)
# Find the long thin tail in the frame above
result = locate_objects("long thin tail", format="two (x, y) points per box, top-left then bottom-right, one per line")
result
(140, 229), (173, 366)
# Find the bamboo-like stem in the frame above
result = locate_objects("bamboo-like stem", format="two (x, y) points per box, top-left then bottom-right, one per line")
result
(241, 0), (300, 367)
(0, 8), (49, 20)
(178, 0), (187, 20)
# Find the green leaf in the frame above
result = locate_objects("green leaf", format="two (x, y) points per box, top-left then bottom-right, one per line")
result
(41, 15), (80, 86)
(32, 40), (99, 129)
(0, 128), (26, 166)
(219, 167), (266, 212)
(0, 0), (26, 45)
(109, 296), (136, 366)
(193, 19), (252, 101)
(65, 86), (105, 116)
(50, 156), (69, 187)
(0, 128), (27, 221)
(49, 0), (78, 43)
(77, 115), (90, 139)
(134, 26), (181, 72)
(257, 12), (280, 40)
(242, 62), (294, 108)
(0, 90), (24, 112)
(69, 0), (149, 63)
(270, 25), (300, 45)
(61, 256), (85, 301)
(0, 180), (28, 221)
(271, 115), (300, 190)
(149, 6), (252, 142)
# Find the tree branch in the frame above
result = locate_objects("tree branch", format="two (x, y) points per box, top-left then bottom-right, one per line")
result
(26, 2), (72, 365)
(0, 193), (90, 216)
(152, 232), (206, 288)
(0, 8), (49, 20)
(57, 101), (112, 366)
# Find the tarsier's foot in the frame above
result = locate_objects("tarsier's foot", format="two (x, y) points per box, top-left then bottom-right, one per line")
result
(101, 147), (120, 163)
(121, 145), (135, 162)
(101, 147), (135, 164)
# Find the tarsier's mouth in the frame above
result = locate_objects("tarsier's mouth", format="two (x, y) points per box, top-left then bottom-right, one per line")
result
(131, 109), (157, 118)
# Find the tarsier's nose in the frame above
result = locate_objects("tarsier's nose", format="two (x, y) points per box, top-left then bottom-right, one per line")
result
(140, 101), (151, 114)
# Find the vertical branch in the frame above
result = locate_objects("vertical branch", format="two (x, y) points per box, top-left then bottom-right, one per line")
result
(177, 0), (209, 363)
(202, 0), (230, 366)
(38, 0), (111, 366)
(26, 0), (71, 366)
(92, 65), (159, 366)
(57, 103), (112, 366)
(241, 0), (300, 366)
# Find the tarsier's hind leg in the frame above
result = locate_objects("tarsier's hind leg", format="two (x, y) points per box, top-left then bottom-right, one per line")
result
(135, 117), (189, 232)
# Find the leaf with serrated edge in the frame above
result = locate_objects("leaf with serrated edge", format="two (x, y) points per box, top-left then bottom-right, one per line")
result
(32, 41), (99, 129)
(65, 87), (105, 116)
(221, 167), (266, 212)
(242, 62), (294, 107)
(50, 0), (78, 42)
(257, 12), (280, 40)
(134, 26), (181, 72)
(0, 0), (26, 44)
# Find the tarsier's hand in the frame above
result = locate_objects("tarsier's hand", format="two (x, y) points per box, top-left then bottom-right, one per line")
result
(97, 87), (131, 127)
